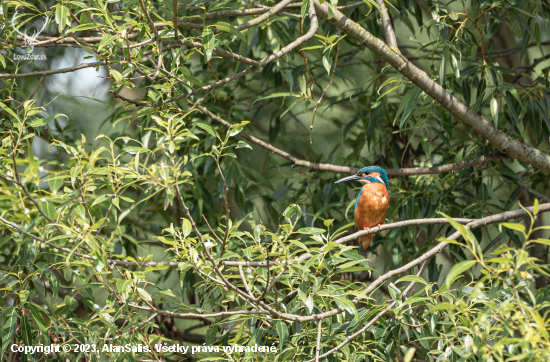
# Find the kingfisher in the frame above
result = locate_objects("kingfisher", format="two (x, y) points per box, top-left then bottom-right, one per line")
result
(335, 166), (389, 255)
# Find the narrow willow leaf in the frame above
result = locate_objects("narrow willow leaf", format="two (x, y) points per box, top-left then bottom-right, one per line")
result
(490, 97), (498, 128)
(276, 322), (289, 349)
(137, 287), (152, 301)
(2, 309), (17, 351)
(202, 27), (215, 62)
(446, 260), (477, 288)
(396, 275), (428, 286)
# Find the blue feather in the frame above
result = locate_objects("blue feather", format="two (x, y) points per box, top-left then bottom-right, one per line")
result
(358, 240), (369, 255)
(357, 166), (389, 187)
(354, 188), (362, 210)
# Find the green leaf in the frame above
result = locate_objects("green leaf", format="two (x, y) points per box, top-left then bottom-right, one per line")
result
(439, 212), (476, 246)
(67, 22), (102, 33)
(154, 286), (176, 297)
(531, 239), (550, 246)
(388, 282), (401, 301)
(253, 92), (301, 104)
(430, 302), (456, 312)
(48, 174), (64, 193)
(89, 147), (107, 168)
(70, 165), (81, 187)
(137, 287), (152, 302)
(28, 113), (66, 128)
(91, 194), (111, 207)
(0, 101), (21, 122)
(236, 141), (252, 149)
(305, 295), (313, 313)
(110, 69), (123, 83)
(490, 97), (498, 128)
(55, 4), (70, 33)
(297, 227), (325, 235)
(123, 146), (150, 154)
(446, 260), (477, 288)
(214, 22), (247, 43)
(395, 275), (428, 286)
(322, 53), (332, 75)
(27, 141), (38, 177)
(301, 0), (310, 20)
(336, 297), (356, 315)
(399, 88), (421, 129)
(20, 313), (32, 346)
(2, 309), (17, 351)
(196, 122), (220, 139)
(500, 222), (525, 234)
(181, 218), (192, 238)
(276, 321), (289, 349)
(450, 54), (460, 78)
(298, 282), (307, 303)
(116, 279), (133, 293)
(98, 35), (116, 51)
(27, 303), (49, 333)
(202, 27), (215, 62)
(64, 296), (78, 313)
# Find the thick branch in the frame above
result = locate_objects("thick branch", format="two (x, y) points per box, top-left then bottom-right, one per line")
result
(312, 0), (550, 173)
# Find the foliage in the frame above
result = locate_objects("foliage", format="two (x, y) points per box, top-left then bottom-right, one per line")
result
(0, 0), (550, 361)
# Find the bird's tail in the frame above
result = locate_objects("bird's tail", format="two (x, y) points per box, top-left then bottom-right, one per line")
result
(358, 234), (374, 256)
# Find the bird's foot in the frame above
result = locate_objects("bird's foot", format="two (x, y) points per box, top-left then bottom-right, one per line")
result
(363, 226), (371, 233)
(377, 224), (383, 231)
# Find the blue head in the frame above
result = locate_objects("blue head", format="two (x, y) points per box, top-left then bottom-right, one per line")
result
(334, 166), (389, 188)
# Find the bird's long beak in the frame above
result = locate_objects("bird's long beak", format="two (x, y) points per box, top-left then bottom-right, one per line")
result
(334, 175), (362, 184)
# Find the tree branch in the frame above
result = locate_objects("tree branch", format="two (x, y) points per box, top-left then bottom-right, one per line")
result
(305, 259), (430, 361)
(312, 0), (550, 173)
(2, 201), (548, 325)
(375, 0), (399, 51)
(198, 105), (505, 176)
(0, 61), (110, 79)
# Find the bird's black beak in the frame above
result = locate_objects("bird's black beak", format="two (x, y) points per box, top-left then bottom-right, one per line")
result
(334, 175), (362, 184)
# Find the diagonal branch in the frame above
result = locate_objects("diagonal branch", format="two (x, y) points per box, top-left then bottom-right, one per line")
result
(198, 105), (505, 176)
(155, 1), (319, 107)
(312, 0), (550, 174)
(305, 259), (430, 361)
(2, 200), (548, 324)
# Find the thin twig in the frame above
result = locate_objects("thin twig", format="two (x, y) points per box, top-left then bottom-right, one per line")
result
(238, 264), (254, 298)
(305, 260), (429, 362)
(315, 318), (322, 361)
(202, 214), (223, 244)
(299, 20), (315, 94)
(173, 0), (179, 41)
(375, 0), (399, 51)
(15, 75), (46, 111)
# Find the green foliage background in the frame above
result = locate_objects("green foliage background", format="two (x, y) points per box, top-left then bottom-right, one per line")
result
(1, 0), (550, 360)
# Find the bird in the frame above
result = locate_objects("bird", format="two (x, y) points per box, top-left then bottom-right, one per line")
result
(335, 166), (389, 256)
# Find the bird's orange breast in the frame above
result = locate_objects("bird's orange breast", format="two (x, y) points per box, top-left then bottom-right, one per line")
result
(354, 182), (389, 232)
